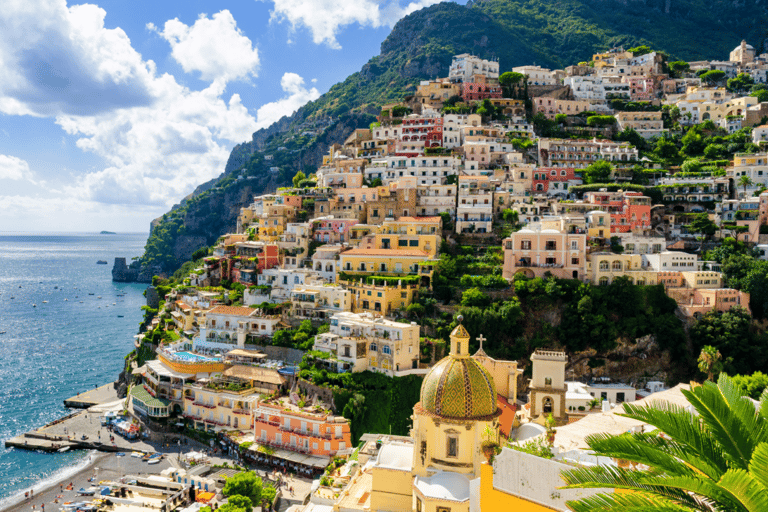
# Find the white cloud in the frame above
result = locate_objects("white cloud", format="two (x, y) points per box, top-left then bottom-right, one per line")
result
(0, 0), (260, 210)
(153, 11), (260, 84)
(264, 0), (446, 49)
(0, 0), (157, 117)
(0, 155), (32, 181)
(254, 73), (321, 130)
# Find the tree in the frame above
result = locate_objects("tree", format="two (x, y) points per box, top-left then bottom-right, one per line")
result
(751, 89), (768, 103)
(700, 69), (726, 85)
(563, 374), (768, 512)
(260, 485), (277, 508)
(583, 160), (613, 184)
(223, 473), (263, 506)
(698, 345), (723, 381)
(554, 113), (567, 125)
(668, 60), (690, 78)
(728, 72), (755, 93)
(502, 208), (519, 224)
(292, 171), (306, 188)
(499, 71), (525, 87)
(689, 212), (717, 241)
(627, 45), (652, 56)
(690, 307), (768, 375)
(732, 371), (768, 399)
(739, 174), (754, 197)
(461, 287), (491, 308)
(223, 495), (253, 512)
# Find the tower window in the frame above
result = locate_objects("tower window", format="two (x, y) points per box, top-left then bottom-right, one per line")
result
(447, 436), (458, 458)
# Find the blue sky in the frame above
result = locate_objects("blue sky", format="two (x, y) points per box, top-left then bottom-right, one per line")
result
(0, 0), (460, 233)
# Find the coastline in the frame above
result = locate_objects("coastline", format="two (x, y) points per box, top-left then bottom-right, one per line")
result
(0, 451), (105, 512)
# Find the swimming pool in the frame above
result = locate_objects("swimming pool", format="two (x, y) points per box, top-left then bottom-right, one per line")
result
(173, 351), (220, 362)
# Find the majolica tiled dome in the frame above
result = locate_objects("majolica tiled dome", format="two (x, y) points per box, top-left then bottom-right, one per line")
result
(419, 324), (497, 419)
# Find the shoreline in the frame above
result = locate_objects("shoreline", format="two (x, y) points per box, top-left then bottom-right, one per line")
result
(0, 451), (106, 512)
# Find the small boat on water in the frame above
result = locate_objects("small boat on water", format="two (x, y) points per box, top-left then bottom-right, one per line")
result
(117, 315), (124, 318)
(88, 293), (94, 296)
(0, 331), (6, 335)
(96, 260), (108, 265)
(59, 446), (70, 453)
(42, 300), (48, 304)
(32, 304), (36, 307)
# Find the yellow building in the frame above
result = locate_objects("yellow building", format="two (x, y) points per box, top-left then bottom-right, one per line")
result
(340, 277), (420, 316)
(381, 216), (442, 236)
(338, 247), (435, 288)
(585, 252), (660, 286)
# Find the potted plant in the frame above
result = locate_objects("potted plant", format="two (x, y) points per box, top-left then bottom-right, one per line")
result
(480, 424), (500, 463)
(545, 413), (557, 446)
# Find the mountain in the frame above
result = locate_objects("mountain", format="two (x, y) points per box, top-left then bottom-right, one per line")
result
(122, 0), (768, 281)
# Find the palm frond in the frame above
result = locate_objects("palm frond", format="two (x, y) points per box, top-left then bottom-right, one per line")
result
(682, 380), (758, 469)
(717, 469), (768, 512)
(584, 432), (700, 478)
(566, 491), (697, 512)
(561, 465), (702, 508)
(640, 474), (746, 512)
(747, 442), (768, 491)
(617, 401), (729, 478)
(758, 387), (768, 422)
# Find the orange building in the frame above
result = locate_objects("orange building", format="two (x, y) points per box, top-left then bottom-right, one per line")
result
(584, 190), (652, 233)
(252, 397), (352, 458)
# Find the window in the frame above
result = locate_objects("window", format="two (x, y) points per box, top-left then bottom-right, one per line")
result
(521, 240), (531, 250)
(409, 239), (419, 247)
(369, 343), (377, 351)
(447, 436), (458, 458)
(599, 261), (609, 271)
(382, 345), (391, 355)
(571, 257), (579, 265)
(612, 261), (622, 271)
(398, 239), (408, 247)
(545, 377), (552, 386)
(545, 241), (556, 250)
(571, 240), (579, 250)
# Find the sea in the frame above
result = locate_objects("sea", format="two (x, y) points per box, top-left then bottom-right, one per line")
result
(0, 232), (149, 504)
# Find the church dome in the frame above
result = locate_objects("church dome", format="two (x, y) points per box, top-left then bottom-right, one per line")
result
(419, 324), (498, 419)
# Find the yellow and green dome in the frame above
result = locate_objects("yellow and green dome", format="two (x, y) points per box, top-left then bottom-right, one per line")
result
(420, 354), (498, 419)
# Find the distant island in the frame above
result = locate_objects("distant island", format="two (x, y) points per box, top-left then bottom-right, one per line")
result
(99, 231), (116, 235)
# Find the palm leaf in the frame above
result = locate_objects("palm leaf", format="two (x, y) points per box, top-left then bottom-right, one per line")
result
(631, 432), (727, 482)
(617, 401), (729, 478)
(758, 387), (768, 422)
(748, 442), (768, 490)
(640, 474), (747, 512)
(584, 432), (698, 478)
(682, 380), (757, 469)
(566, 491), (698, 512)
(717, 469), (768, 512)
(561, 465), (702, 508)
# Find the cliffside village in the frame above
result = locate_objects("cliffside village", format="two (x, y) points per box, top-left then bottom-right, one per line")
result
(123, 43), (768, 512)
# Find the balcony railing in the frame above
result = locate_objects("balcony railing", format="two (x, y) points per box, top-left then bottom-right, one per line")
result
(192, 401), (216, 409)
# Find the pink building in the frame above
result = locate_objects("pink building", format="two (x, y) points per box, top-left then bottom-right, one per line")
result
(313, 218), (359, 243)
(502, 224), (587, 280)
(462, 81), (503, 102)
(673, 288), (751, 318)
(585, 191), (652, 233)
(532, 167), (583, 196)
(253, 397), (352, 459)
(626, 76), (656, 101)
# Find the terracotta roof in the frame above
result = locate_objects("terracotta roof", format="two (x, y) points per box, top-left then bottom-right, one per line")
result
(207, 305), (257, 317)
(223, 365), (285, 385)
(395, 216), (441, 223)
(342, 248), (429, 257)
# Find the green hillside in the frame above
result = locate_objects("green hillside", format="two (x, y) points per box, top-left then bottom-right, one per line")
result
(128, 0), (768, 280)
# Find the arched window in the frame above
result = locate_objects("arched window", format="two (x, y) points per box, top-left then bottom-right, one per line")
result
(543, 397), (553, 414)
(369, 343), (378, 352)
(382, 345), (392, 355)
(599, 276), (609, 286)
(612, 261), (622, 271)
(599, 261), (609, 271)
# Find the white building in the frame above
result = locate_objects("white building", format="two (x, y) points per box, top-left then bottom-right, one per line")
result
(290, 284), (352, 320)
(456, 176), (494, 234)
(417, 184), (457, 217)
(513, 65), (558, 85)
(448, 54), (499, 83)
(311, 245), (349, 283)
(195, 305), (282, 350)
(257, 268), (325, 302)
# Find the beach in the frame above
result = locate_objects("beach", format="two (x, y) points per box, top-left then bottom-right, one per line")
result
(0, 452), (173, 512)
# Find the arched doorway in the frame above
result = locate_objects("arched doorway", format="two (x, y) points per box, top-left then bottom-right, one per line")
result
(543, 396), (553, 414)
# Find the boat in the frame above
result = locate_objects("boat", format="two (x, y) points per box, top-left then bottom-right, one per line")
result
(0, 331), (5, 335)
(77, 487), (98, 496)
(42, 300), (48, 303)
(54, 286), (58, 289)
(65, 299), (68, 301)
(147, 458), (162, 465)
(88, 293), (94, 295)
(115, 452), (125, 457)
(117, 315), (124, 318)
(32, 304), (36, 307)
(59, 446), (70, 452)
(130, 451), (144, 458)
(96, 260), (108, 265)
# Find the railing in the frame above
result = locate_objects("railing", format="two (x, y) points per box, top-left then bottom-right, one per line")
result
(192, 401), (216, 409)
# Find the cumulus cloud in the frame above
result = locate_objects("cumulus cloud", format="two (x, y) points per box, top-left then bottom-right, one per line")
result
(264, 0), (446, 49)
(0, 155), (33, 181)
(0, 1), (259, 210)
(254, 73), (320, 130)
(152, 10), (260, 84)
(0, 0), (157, 117)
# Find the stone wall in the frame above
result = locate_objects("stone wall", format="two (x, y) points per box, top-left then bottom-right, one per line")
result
(242, 344), (305, 364)
(297, 378), (336, 410)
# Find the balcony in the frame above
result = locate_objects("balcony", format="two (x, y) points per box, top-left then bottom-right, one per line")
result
(192, 401), (216, 409)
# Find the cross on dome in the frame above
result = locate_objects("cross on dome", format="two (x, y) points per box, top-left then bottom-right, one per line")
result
(477, 334), (486, 351)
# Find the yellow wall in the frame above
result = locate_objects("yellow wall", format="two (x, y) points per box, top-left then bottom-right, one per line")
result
(480, 463), (558, 512)
(158, 353), (230, 374)
(370, 468), (412, 512)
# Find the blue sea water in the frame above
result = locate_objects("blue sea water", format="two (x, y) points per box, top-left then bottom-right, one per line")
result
(0, 232), (149, 503)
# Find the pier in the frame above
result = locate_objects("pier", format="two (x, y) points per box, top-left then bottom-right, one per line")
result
(63, 382), (119, 409)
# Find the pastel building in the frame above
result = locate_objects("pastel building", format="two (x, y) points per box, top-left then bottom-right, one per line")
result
(182, 375), (263, 431)
(290, 284), (352, 321)
(313, 312), (421, 375)
(449, 54), (499, 82)
(457, 175), (494, 234)
(729, 152), (768, 197)
(196, 305), (282, 349)
(252, 396), (352, 459)
(538, 138), (639, 168)
(502, 222), (587, 280)
(311, 217), (359, 243)
(532, 167), (582, 197)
